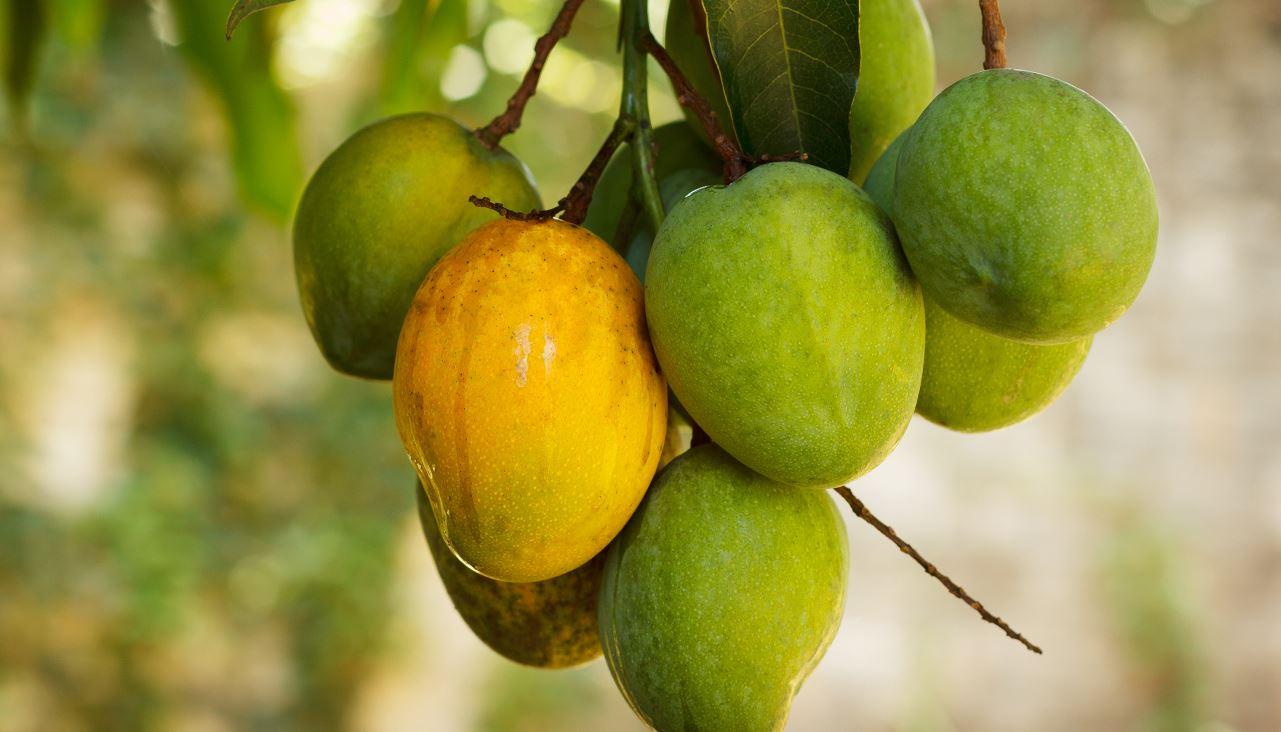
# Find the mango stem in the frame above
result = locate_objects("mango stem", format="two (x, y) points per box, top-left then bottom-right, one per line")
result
(833, 485), (1043, 655)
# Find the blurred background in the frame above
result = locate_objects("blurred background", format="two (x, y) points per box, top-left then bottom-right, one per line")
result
(1, 0), (1278, 729)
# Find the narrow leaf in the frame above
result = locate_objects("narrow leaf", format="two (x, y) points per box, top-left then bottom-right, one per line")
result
(700, 0), (860, 173)
(175, 0), (303, 220)
(225, 0), (293, 40)
(5, 0), (48, 135)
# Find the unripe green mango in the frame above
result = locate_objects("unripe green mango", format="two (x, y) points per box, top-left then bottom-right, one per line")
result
(866, 136), (1093, 432)
(293, 113), (540, 379)
(415, 484), (602, 668)
(583, 121), (722, 281)
(663, 0), (734, 148)
(645, 162), (924, 487)
(847, 0), (936, 184)
(894, 69), (1158, 344)
(916, 299), (1092, 431)
(600, 445), (848, 732)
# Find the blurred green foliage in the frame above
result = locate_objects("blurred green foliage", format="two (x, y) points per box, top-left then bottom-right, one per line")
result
(0, 0), (663, 728)
(171, 0), (302, 220)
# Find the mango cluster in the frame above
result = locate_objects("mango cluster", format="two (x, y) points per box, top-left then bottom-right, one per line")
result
(288, 0), (1156, 728)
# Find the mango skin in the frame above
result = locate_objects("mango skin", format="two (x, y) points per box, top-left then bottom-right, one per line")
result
(645, 162), (924, 487)
(600, 445), (848, 732)
(583, 122), (722, 281)
(862, 129), (907, 217)
(847, 0), (935, 184)
(894, 69), (1159, 344)
(664, 0), (734, 148)
(866, 135), (1093, 432)
(294, 113), (540, 379)
(393, 218), (668, 583)
(415, 483), (602, 668)
(916, 300), (1092, 432)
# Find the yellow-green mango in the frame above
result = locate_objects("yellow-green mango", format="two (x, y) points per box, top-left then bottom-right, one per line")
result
(294, 113), (539, 379)
(600, 445), (848, 731)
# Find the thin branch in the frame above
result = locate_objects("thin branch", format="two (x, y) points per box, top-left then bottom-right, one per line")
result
(833, 486), (1043, 655)
(642, 32), (808, 182)
(470, 119), (634, 225)
(475, 0), (586, 150)
(980, 0), (1008, 70)
(641, 32), (748, 183)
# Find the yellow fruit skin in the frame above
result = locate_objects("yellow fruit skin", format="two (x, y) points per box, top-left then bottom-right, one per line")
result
(394, 218), (668, 583)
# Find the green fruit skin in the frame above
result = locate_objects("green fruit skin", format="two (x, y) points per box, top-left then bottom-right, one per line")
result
(862, 129), (907, 217)
(664, 0), (734, 148)
(894, 69), (1159, 344)
(415, 484), (602, 668)
(583, 122), (722, 281)
(293, 113), (540, 380)
(646, 162), (924, 487)
(847, 0), (936, 184)
(917, 299), (1092, 432)
(866, 134), (1094, 432)
(599, 445), (848, 732)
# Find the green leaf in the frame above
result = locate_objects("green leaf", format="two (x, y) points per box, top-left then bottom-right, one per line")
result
(225, 0), (293, 40)
(4, 0), (48, 135)
(699, 0), (859, 173)
(377, 0), (469, 116)
(173, 0), (303, 220)
(50, 0), (107, 55)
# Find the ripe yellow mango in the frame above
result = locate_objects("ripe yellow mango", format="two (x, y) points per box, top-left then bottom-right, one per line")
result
(394, 218), (668, 583)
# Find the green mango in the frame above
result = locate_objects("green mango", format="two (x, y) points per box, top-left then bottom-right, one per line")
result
(847, 0), (936, 184)
(862, 128), (907, 218)
(415, 483), (602, 668)
(583, 121), (722, 281)
(645, 162), (924, 487)
(866, 135), (1093, 432)
(662, 0), (734, 148)
(600, 445), (848, 732)
(293, 113), (540, 380)
(894, 69), (1158, 344)
(916, 299), (1092, 431)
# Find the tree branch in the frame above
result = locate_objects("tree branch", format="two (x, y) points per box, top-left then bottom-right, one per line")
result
(641, 32), (748, 183)
(980, 0), (1008, 70)
(833, 486), (1042, 655)
(470, 119), (633, 224)
(474, 0), (586, 150)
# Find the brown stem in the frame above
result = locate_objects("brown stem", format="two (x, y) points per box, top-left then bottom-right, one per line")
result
(640, 32), (749, 183)
(642, 32), (809, 182)
(471, 119), (634, 225)
(980, 0), (1008, 70)
(833, 486), (1043, 655)
(474, 0), (586, 150)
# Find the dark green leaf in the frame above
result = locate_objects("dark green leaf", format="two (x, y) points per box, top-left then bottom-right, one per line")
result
(5, 0), (48, 135)
(700, 0), (859, 173)
(51, 0), (107, 55)
(225, 0), (293, 40)
(377, 0), (469, 116)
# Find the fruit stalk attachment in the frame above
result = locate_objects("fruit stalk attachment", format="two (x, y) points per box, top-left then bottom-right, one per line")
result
(833, 486), (1043, 654)
(470, 119), (632, 224)
(641, 31), (746, 182)
(980, 0), (1008, 70)
(468, 0), (666, 228)
(474, 0), (587, 150)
